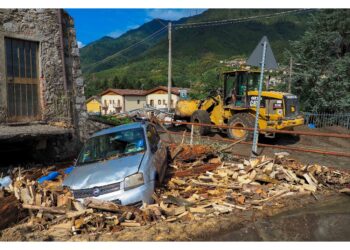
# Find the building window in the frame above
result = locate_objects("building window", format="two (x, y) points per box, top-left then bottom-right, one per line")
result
(137, 99), (140, 104)
(117, 99), (121, 107)
(163, 100), (166, 105)
(104, 100), (107, 106)
(109, 100), (112, 104)
(150, 100), (154, 106)
(158, 100), (161, 105)
(5, 37), (40, 122)
(112, 100), (115, 104)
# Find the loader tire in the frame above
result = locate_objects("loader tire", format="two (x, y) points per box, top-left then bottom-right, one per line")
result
(227, 113), (255, 141)
(190, 110), (211, 135)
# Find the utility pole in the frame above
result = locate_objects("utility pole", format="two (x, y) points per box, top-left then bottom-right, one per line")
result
(288, 56), (293, 93)
(167, 22), (172, 112)
(251, 40), (267, 157)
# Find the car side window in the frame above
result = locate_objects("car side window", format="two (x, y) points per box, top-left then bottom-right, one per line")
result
(146, 125), (160, 150)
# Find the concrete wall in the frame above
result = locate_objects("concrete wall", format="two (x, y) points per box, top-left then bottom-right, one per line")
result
(0, 9), (88, 140)
(146, 93), (179, 109)
(124, 96), (146, 111)
(101, 94), (124, 114)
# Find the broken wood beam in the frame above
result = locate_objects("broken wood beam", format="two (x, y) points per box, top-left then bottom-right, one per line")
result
(22, 204), (66, 214)
(0, 194), (28, 231)
(191, 179), (240, 190)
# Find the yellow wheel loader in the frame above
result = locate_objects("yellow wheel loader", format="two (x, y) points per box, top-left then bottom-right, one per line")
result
(175, 69), (304, 141)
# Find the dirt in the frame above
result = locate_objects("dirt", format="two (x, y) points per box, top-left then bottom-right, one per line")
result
(209, 194), (350, 241)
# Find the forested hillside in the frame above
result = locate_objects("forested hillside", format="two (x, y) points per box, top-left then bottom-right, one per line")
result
(80, 9), (314, 97)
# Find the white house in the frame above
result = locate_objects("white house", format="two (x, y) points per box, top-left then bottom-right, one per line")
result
(99, 86), (189, 114)
(100, 88), (147, 114)
(146, 86), (184, 109)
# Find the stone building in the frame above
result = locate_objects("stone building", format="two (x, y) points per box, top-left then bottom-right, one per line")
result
(0, 9), (89, 163)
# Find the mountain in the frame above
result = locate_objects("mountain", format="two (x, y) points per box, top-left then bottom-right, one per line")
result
(80, 9), (315, 97)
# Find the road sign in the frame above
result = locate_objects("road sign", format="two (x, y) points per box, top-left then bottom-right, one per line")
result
(247, 36), (278, 70)
(247, 36), (278, 157)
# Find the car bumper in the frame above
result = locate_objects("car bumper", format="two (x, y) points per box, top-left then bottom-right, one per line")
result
(76, 180), (155, 206)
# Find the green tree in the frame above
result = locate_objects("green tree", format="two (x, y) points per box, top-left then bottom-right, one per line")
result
(112, 75), (120, 88)
(120, 76), (129, 89)
(290, 10), (350, 112)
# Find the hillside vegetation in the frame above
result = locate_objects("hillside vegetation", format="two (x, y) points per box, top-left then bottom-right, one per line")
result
(80, 9), (314, 97)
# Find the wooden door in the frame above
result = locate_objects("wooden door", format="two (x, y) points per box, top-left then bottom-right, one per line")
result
(5, 38), (40, 122)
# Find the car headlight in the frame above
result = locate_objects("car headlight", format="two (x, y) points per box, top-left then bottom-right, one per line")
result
(124, 173), (144, 190)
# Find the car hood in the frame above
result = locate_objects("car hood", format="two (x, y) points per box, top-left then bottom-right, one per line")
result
(63, 152), (145, 190)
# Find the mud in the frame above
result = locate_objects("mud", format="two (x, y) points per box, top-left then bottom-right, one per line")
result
(209, 194), (350, 241)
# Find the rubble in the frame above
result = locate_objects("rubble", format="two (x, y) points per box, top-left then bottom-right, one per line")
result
(0, 143), (350, 240)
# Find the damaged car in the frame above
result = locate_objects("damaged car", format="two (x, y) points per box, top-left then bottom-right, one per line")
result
(63, 121), (168, 206)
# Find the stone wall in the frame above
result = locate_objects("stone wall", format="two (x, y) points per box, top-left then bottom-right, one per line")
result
(0, 9), (88, 142)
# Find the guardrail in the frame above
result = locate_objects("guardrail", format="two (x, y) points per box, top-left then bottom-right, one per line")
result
(160, 120), (350, 139)
(157, 119), (350, 158)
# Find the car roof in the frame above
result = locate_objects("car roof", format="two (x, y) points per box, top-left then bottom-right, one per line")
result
(92, 122), (147, 138)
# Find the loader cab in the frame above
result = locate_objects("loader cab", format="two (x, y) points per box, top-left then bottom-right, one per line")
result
(223, 70), (260, 107)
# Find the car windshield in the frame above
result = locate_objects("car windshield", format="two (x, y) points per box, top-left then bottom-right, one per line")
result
(77, 128), (146, 165)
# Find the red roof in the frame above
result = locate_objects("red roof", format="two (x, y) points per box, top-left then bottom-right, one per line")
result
(146, 86), (186, 95)
(99, 86), (189, 97)
(99, 88), (148, 96)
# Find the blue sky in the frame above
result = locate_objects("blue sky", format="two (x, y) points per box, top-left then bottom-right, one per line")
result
(66, 9), (206, 48)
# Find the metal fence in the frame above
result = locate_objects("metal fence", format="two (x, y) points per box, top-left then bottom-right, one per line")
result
(302, 112), (350, 129)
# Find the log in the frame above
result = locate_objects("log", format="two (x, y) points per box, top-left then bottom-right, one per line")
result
(66, 209), (94, 219)
(22, 204), (66, 214)
(84, 198), (120, 212)
(0, 194), (28, 231)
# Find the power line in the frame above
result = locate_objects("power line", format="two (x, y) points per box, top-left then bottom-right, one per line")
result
(174, 9), (312, 29)
(88, 25), (167, 69)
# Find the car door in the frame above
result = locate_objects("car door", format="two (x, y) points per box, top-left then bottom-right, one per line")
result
(146, 124), (168, 183)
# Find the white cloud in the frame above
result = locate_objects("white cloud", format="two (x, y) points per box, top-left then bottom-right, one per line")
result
(77, 41), (85, 48)
(107, 30), (123, 38)
(127, 24), (141, 30)
(146, 9), (206, 21)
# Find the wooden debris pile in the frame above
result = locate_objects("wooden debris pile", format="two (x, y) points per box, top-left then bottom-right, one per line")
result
(150, 145), (350, 222)
(1, 144), (350, 236)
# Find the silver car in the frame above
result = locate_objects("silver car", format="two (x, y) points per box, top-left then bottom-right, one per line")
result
(63, 122), (168, 206)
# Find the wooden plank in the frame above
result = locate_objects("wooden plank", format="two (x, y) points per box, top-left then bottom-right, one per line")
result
(66, 209), (94, 219)
(84, 198), (120, 212)
(120, 222), (141, 227)
(303, 184), (317, 192)
(35, 193), (42, 206)
(189, 207), (207, 213)
(22, 204), (66, 214)
(73, 201), (85, 212)
(303, 174), (317, 188)
(191, 179), (240, 189)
